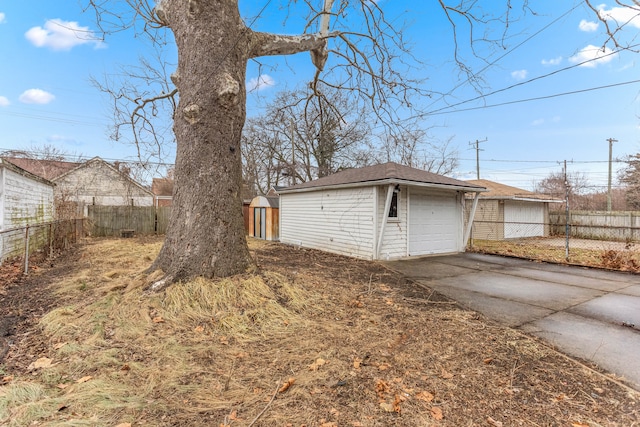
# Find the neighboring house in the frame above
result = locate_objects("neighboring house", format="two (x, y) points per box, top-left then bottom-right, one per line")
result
(248, 194), (279, 241)
(5, 156), (154, 216)
(152, 177), (174, 207)
(278, 162), (486, 260)
(53, 157), (154, 215)
(465, 179), (563, 240)
(0, 158), (55, 260)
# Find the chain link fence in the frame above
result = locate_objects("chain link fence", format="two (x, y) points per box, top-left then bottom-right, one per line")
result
(468, 211), (640, 272)
(0, 219), (86, 274)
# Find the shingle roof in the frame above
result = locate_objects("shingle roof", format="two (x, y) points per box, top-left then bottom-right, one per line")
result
(152, 178), (174, 197)
(3, 157), (80, 180)
(466, 179), (562, 201)
(279, 162), (486, 192)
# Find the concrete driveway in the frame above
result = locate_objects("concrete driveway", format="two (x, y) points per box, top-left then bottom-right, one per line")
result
(385, 252), (640, 390)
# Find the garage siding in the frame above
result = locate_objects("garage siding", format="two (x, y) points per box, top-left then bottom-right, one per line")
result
(376, 185), (408, 259)
(467, 199), (504, 240)
(279, 187), (375, 259)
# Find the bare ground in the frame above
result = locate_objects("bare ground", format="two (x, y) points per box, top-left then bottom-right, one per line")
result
(0, 236), (638, 426)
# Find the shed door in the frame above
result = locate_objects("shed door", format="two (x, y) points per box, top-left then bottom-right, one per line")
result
(504, 201), (544, 238)
(409, 191), (460, 256)
(254, 207), (266, 239)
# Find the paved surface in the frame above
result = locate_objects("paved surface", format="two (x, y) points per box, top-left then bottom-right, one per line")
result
(385, 253), (640, 390)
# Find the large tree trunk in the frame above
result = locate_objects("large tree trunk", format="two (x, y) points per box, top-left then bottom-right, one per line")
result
(150, 0), (254, 282)
(148, 0), (329, 285)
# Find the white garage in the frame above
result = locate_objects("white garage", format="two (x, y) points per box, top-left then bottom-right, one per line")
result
(278, 162), (485, 260)
(466, 179), (563, 241)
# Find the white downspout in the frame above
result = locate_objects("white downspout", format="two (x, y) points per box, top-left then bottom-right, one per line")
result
(463, 192), (481, 247)
(375, 184), (395, 260)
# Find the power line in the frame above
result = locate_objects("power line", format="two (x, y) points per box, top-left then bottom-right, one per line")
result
(425, 2), (583, 111)
(426, 79), (640, 115)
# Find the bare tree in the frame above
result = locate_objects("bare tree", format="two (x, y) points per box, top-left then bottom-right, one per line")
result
(533, 170), (591, 210)
(376, 129), (459, 175)
(619, 153), (640, 209)
(84, 0), (639, 285)
(242, 88), (372, 193)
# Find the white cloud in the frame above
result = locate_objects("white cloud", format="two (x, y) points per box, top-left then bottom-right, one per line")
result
(25, 19), (103, 51)
(510, 69), (528, 80)
(0, 12), (6, 24)
(541, 56), (562, 66)
(568, 44), (617, 67)
(579, 19), (599, 32)
(247, 74), (275, 92)
(531, 118), (545, 126)
(0, 96), (9, 107)
(598, 5), (640, 29)
(19, 89), (55, 104)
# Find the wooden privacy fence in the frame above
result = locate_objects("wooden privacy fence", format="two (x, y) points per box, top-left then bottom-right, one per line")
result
(88, 206), (171, 237)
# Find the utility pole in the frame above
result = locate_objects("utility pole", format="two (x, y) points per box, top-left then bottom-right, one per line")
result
(469, 138), (487, 180)
(563, 160), (569, 260)
(606, 137), (618, 212)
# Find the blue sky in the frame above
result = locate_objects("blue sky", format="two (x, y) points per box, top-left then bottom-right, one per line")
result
(0, 1), (639, 190)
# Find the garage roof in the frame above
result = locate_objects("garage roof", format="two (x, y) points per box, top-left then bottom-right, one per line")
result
(466, 179), (563, 202)
(279, 162), (486, 193)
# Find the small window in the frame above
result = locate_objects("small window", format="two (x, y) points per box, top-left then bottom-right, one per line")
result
(388, 192), (398, 218)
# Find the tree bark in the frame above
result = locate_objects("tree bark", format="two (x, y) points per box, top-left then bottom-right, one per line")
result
(150, 0), (327, 284)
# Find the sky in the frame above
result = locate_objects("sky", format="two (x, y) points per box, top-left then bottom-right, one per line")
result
(0, 1), (639, 191)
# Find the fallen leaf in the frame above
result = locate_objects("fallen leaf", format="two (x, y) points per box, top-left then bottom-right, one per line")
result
(415, 391), (435, 402)
(351, 423), (365, 427)
(320, 422), (337, 427)
(487, 416), (503, 427)
(378, 363), (390, 371)
(483, 358), (493, 364)
(194, 325), (204, 333)
(121, 364), (131, 372)
(219, 336), (229, 345)
(228, 410), (238, 420)
(309, 358), (326, 371)
(393, 393), (405, 413)
(572, 423), (590, 427)
(279, 377), (295, 393)
(152, 316), (164, 323)
(2, 376), (13, 384)
(56, 383), (68, 389)
(28, 357), (53, 371)
(353, 357), (362, 369)
(75, 376), (93, 384)
(440, 370), (453, 379)
(431, 406), (444, 420)
(114, 424), (132, 427)
(379, 402), (394, 412)
(375, 379), (390, 399)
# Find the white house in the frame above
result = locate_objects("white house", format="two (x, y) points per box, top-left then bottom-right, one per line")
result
(278, 162), (486, 260)
(52, 157), (154, 215)
(0, 158), (55, 260)
(465, 179), (563, 240)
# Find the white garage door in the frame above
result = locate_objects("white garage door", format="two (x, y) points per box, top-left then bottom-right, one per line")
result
(504, 201), (544, 238)
(409, 190), (460, 256)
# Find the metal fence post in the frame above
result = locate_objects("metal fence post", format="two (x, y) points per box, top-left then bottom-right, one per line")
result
(24, 224), (30, 275)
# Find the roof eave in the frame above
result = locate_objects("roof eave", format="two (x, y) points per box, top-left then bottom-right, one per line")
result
(278, 178), (487, 194)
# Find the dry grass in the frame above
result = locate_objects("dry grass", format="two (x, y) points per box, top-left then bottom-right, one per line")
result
(0, 236), (639, 426)
(470, 238), (640, 273)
